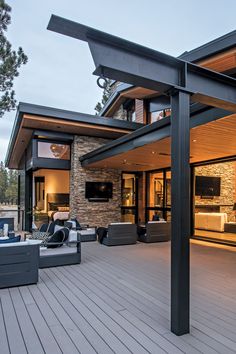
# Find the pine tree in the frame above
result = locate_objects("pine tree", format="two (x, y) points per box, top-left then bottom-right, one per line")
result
(0, 0), (28, 118)
(94, 78), (113, 115)
(0, 161), (8, 203)
(5, 169), (18, 204)
(0, 161), (18, 204)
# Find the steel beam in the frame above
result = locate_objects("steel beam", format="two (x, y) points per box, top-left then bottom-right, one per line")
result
(171, 91), (190, 335)
(48, 15), (236, 112)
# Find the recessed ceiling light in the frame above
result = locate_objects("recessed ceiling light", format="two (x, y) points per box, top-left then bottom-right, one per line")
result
(151, 151), (156, 154)
(192, 139), (197, 143)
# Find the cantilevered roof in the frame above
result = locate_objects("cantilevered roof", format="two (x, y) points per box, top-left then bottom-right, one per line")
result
(99, 30), (236, 117)
(79, 105), (235, 170)
(179, 29), (236, 62)
(47, 16), (236, 170)
(6, 102), (143, 169)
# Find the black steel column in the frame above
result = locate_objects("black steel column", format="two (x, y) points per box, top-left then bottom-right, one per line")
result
(170, 90), (190, 335)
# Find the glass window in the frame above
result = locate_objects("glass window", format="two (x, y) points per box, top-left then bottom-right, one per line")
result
(121, 173), (136, 207)
(149, 110), (164, 123)
(165, 170), (171, 208)
(37, 142), (70, 160)
(146, 169), (171, 222)
(149, 109), (171, 124)
(34, 176), (45, 210)
(148, 210), (164, 221)
(148, 171), (164, 207)
(121, 209), (136, 223)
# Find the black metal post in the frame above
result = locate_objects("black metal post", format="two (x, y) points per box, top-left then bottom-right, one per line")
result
(171, 90), (190, 335)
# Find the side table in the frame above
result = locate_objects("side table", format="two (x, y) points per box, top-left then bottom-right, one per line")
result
(224, 222), (236, 233)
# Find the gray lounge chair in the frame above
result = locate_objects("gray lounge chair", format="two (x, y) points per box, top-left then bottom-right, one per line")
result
(138, 221), (171, 243)
(102, 222), (137, 246)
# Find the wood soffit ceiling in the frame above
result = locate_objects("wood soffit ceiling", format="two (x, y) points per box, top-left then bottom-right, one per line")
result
(9, 114), (132, 168)
(85, 114), (236, 171)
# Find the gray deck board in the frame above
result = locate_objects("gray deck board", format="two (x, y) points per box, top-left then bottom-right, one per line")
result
(0, 241), (235, 354)
(0, 293), (10, 354)
(9, 287), (44, 354)
(0, 288), (27, 354)
(19, 286), (63, 354)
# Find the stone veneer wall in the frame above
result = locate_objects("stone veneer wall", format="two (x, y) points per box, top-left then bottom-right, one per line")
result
(195, 161), (236, 221)
(70, 136), (122, 227)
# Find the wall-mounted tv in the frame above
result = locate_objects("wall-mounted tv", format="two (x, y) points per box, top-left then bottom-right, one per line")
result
(85, 182), (113, 201)
(195, 176), (221, 197)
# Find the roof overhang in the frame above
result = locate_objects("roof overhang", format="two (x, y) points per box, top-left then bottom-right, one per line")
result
(80, 107), (236, 170)
(47, 15), (236, 170)
(48, 15), (236, 113)
(179, 29), (236, 62)
(100, 46), (236, 117)
(6, 102), (143, 169)
(81, 26), (236, 117)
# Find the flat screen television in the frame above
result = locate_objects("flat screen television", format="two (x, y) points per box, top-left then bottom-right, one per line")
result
(85, 182), (113, 200)
(195, 176), (221, 197)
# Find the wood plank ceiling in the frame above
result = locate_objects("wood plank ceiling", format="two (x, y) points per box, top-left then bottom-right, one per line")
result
(85, 114), (236, 171)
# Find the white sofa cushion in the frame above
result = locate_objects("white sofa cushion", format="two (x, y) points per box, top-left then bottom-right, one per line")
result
(148, 221), (167, 224)
(40, 245), (77, 256)
(110, 222), (132, 225)
(195, 212), (227, 232)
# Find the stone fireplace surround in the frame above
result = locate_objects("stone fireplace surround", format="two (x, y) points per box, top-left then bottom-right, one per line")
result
(70, 136), (122, 228)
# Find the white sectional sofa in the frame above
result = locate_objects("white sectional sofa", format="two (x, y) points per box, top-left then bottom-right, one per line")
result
(195, 212), (227, 232)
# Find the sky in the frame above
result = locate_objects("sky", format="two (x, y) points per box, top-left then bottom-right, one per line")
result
(1, 0), (236, 162)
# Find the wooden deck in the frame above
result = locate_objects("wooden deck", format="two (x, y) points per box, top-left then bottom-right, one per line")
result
(0, 240), (236, 354)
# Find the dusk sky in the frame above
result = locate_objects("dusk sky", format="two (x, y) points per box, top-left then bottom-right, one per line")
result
(1, 0), (236, 162)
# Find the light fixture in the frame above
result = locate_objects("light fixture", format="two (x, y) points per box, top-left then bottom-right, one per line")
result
(151, 151), (156, 154)
(192, 139), (197, 143)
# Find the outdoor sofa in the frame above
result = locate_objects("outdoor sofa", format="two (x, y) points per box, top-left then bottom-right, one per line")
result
(101, 222), (137, 246)
(138, 221), (171, 243)
(32, 225), (81, 268)
(39, 238), (81, 268)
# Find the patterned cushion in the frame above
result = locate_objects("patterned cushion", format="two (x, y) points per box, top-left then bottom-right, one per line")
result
(29, 231), (50, 241)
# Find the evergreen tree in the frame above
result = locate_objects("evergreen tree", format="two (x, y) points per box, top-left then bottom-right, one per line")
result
(0, 161), (18, 204)
(0, 161), (8, 203)
(94, 78), (113, 115)
(5, 169), (18, 204)
(0, 0), (28, 118)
